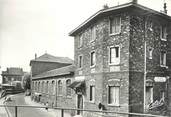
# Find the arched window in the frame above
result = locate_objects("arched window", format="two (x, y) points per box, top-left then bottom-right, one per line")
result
(42, 81), (44, 93)
(52, 81), (55, 95)
(35, 82), (37, 91)
(38, 82), (40, 92)
(66, 79), (71, 96)
(48, 81), (51, 94)
(58, 80), (62, 95)
(46, 81), (49, 94)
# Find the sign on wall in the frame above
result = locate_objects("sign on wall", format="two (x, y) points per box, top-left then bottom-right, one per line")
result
(154, 77), (166, 82)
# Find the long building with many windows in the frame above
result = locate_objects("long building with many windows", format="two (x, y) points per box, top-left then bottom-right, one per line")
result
(30, 53), (76, 113)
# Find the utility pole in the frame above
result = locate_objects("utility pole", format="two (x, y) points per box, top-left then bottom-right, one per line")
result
(143, 16), (147, 113)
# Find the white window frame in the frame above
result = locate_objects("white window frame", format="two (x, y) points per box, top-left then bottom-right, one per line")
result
(90, 51), (96, 67)
(89, 85), (95, 103)
(109, 16), (121, 35)
(78, 55), (83, 69)
(109, 46), (120, 65)
(107, 86), (120, 106)
(78, 34), (83, 48)
(90, 26), (96, 42)
(160, 25), (167, 41)
(160, 51), (167, 67)
(146, 87), (153, 105)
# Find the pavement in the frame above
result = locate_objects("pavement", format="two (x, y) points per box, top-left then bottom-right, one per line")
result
(24, 96), (81, 117)
(0, 97), (8, 117)
(24, 96), (60, 117)
(5, 93), (74, 117)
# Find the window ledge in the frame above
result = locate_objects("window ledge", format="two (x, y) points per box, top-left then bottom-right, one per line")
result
(90, 65), (96, 68)
(161, 38), (167, 41)
(109, 32), (121, 36)
(89, 100), (95, 104)
(109, 63), (120, 66)
(107, 104), (120, 107)
(160, 65), (168, 68)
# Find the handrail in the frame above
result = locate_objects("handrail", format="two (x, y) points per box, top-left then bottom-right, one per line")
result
(0, 104), (168, 117)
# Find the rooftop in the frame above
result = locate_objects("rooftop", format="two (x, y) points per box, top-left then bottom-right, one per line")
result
(30, 53), (73, 64)
(69, 2), (171, 36)
(32, 64), (75, 79)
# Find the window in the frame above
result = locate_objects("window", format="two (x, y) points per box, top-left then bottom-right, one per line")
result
(46, 81), (49, 94)
(110, 16), (121, 34)
(35, 82), (37, 91)
(149, 48), (153, 59)
(90, 27), (96, 42)
(42, 81), (44, 93)
(108, 86), (119, 106)
(41, 82), (44, 93)
(78, 34), (83, 47)
(48, 82), (51, 94)
(160, 51), (166, 66)
(66, 79), (72, 96)
(58, 80), (62, 95)
(146, 87), (153, 106)
(160, 26), (167, 40)
(90, 85), (95, 102)
(38, 82), (40, 92)
(52, 81), (55, 95)
(90, 51), (96, 67)
(78, 55), (83, 68)
(109, 46), (120, 65)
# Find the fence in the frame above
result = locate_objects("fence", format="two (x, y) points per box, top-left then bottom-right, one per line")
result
(0, 105), (169, 117)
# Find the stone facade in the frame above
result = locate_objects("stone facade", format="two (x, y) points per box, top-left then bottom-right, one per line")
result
(69, 2), (171, 117)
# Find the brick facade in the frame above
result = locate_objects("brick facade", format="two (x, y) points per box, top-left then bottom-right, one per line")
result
(69, 2), (171, 117)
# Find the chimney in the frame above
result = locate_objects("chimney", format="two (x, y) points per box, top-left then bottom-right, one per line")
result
(103, 4), (109, 9)
(35, 53), (37, 59)
(132, 0), (137, 4)
(164, 2), (167, 14)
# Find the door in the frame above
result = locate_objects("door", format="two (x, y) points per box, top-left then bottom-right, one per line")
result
(77, 94), (83, 115)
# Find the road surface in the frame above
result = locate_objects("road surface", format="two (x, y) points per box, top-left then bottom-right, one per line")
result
(5, 94), (57, 117)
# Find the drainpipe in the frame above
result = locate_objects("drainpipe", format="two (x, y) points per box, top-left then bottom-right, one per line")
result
(143, 16), (147, 113)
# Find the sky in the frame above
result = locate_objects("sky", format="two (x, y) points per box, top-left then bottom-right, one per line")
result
(0, 0), (171, 78)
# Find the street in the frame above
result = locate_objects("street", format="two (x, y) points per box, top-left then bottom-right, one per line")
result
(5, 93), (58, 117)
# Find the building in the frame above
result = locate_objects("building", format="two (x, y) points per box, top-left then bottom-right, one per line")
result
(69, 1), (171, 117)
(1, 67), (24, 85)
(30, 53), (76, 114)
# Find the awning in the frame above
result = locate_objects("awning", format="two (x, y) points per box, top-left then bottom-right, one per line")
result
(69, 81), (85, 89)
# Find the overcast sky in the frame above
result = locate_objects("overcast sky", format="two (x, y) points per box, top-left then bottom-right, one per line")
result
(0, 0), (171, 76)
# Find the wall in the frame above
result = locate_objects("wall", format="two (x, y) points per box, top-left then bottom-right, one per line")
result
(129, 13), (171, 115)
(74, 11), (130, 117)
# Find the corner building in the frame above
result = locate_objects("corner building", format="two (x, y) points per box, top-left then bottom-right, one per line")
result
(69, 1), (171, 117)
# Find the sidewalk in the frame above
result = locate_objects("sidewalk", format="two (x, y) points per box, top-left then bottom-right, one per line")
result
(24, 96), (72, 117)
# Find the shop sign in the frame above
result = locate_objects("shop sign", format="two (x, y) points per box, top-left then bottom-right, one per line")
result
(154, 77), (166, 82)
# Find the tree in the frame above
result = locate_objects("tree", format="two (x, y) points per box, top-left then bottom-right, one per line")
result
(22, 73), (31, 90)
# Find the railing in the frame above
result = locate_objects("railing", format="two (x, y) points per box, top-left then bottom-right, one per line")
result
(0, 105), (169, 117)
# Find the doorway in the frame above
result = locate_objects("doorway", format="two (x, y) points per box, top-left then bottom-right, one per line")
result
(77, 94), (83, 115)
